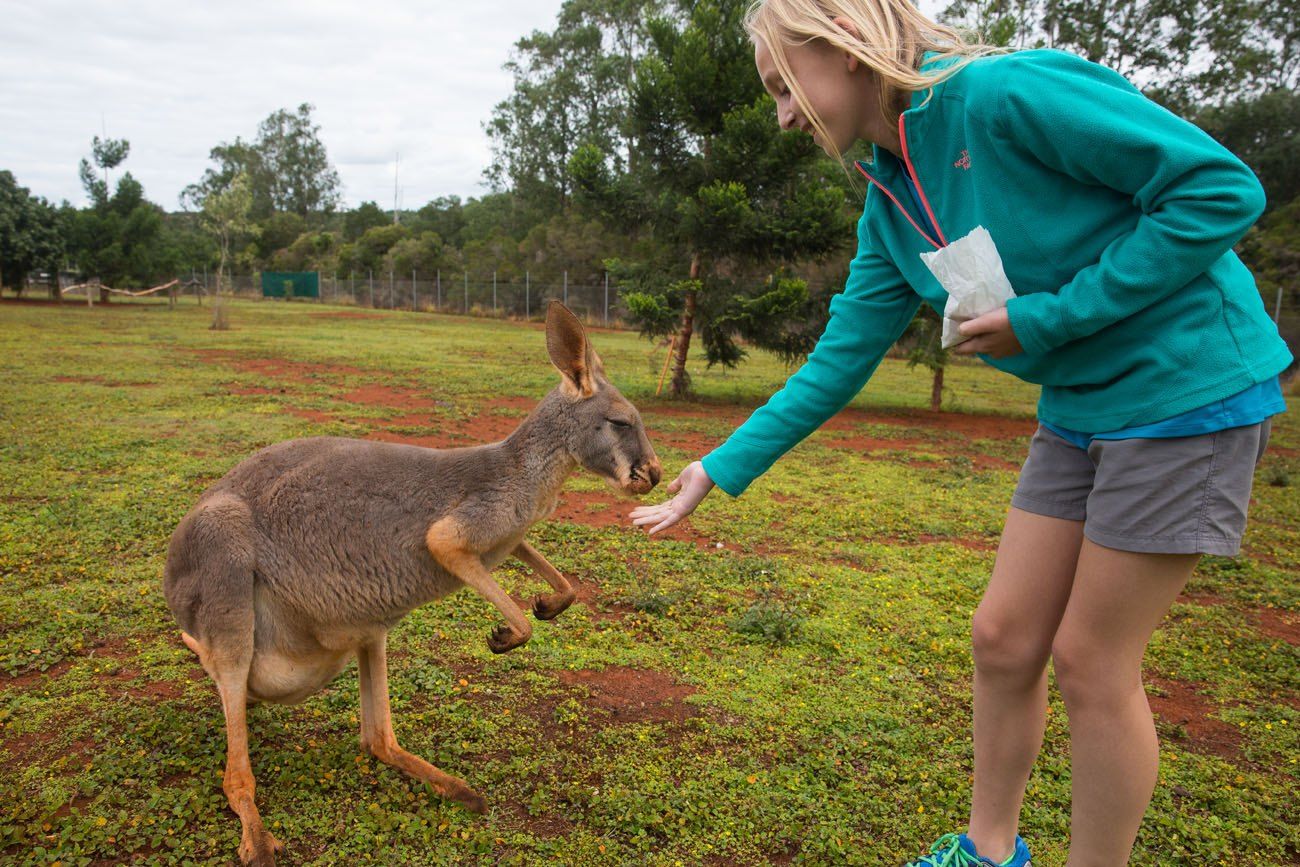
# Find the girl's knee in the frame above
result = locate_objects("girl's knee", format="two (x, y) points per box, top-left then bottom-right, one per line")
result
(1051, 634), (1142, 710)
(971, 608), (1050, 683)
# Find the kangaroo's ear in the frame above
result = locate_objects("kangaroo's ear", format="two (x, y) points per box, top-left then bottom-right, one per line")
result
(546, 301), (598, 398)
(586, 344), (606, 381)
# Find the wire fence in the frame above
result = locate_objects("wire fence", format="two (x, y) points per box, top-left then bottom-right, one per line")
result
(8, 269), (1300, 367)
(184, 268), (632, 327)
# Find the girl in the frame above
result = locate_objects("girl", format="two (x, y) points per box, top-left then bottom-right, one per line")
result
(629, 0), (1292, 864)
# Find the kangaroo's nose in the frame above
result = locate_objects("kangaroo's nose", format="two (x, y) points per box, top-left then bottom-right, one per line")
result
(647, 459), (662, 487)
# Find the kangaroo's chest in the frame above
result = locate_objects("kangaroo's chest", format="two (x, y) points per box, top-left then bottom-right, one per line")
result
(478, 490), (559, 570)
(533, 489), (561, 523)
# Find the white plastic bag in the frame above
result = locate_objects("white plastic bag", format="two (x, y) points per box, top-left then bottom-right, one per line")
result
(918, 226), (1017, 349)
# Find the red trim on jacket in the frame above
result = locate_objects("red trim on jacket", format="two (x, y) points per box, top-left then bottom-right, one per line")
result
(853, 115), (951, 252)
(853, 161), (944, 252)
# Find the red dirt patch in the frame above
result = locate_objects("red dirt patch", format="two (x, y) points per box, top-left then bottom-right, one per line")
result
(1251, 606), (1300, 646)
(0, 635), (133, 688)
(364, 430), (480, 449)
(51, 791), (96, 820)
(340, 384), (442, 412)
(642, 402), (1030, 468)
(188, 349), (372, 382)
(1146, 675), (1242, 761)
(571, 580), (635, 622)
(350, 396), (537, 447)
(549, 488), (727, 551)
(648, 429), (723, 455)
(641, 400), (1036, 441)
(1179, 593), (1300, 647)
(549, 488), (630, 528)
(192, 348), (1029, 478)
(556, 667), (697, 724)
(1, 731), (96, 780)
(1, 729), (57, 768)
(92, 663), (186, 702)
(0, 660), (75, 691)
(504, 802), (574, 839)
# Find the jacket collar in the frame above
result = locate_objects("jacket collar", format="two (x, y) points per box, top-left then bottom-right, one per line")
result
(864, 51), (954, 170)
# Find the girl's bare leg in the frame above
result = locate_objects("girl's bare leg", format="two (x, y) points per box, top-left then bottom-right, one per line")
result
(966, 508), (1084, 861)
(1051, 541), (1198, 866)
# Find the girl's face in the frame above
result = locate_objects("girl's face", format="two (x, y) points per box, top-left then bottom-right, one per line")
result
(754, 33), (890, 157)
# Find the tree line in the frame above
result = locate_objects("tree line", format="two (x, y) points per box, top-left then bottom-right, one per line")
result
(1, 0), (1295, 400)
(486, 0), (1298, 397)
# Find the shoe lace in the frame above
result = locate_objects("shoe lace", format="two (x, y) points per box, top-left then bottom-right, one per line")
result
(906, 833), (981, 867)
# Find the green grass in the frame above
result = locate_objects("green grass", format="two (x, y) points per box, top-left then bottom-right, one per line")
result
(1, 297), (1296, 865)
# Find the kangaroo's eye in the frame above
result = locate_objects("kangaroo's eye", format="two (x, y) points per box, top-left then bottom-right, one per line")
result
(606, 418), (632, 429)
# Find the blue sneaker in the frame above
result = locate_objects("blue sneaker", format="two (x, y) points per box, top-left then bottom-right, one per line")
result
(905, 832), (1033, 866)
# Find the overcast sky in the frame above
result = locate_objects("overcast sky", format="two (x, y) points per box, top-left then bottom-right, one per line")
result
(0, 0), (571, 211)
(2, 0), (952, 214)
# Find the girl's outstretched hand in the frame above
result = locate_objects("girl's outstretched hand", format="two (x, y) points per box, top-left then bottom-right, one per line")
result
(629, 460), (715, 536)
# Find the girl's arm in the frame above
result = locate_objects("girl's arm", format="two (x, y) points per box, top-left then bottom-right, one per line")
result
(984, 51), (1267, 357)
(700, 212), (921, 497)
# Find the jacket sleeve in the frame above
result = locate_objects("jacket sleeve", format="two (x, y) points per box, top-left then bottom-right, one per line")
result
(987, 51), (1267, 356)
(700, 212), (921, 497)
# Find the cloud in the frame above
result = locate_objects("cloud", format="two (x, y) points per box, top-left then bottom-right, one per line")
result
(0, 0), (566, 209)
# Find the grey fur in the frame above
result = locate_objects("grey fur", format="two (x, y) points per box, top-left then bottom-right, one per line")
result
(162, 303), (660, 862)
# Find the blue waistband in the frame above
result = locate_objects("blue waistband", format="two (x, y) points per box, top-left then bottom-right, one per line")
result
(1041, 376), (1286, 449)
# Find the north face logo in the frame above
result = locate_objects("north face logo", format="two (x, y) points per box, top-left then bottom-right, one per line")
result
(953, 149), (971, 170)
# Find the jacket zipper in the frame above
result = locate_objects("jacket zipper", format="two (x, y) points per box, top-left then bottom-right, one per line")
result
(853, 113), (949, 251)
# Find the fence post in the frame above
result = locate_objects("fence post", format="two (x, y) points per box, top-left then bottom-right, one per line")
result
(369, 270), (374, 307)
(316, 270), (322, 303)
(464, 270), (468, 313)
(526, 270), (530, 319)
(604, 271), (609, 326)
(436, 269), (441, 310)
(1276, 287), (1284, 324)
(563, 270), (568, 307)
(413, 269), (418, 311)
(493, 271), (497, 314)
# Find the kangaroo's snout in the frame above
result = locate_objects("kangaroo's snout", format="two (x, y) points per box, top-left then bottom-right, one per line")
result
(623, 456), (662, 496)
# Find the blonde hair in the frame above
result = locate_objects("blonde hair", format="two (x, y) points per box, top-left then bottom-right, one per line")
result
(746, 0), (1003, 166)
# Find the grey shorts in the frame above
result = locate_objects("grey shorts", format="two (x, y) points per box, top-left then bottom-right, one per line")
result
(1011, 420), (1273, 556)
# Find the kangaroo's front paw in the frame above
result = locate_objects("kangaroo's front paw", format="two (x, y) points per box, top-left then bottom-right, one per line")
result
(239, 830), (284, 866)
(448, 781), (489, 815)
(532, 590), (575, 621)
(487, 624), (529, 654)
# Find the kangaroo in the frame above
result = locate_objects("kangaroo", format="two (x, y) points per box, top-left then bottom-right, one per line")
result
(163, 302), (661, 865)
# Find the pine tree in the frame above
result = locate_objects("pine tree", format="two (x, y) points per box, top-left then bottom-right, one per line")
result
(571, 0), (852, 396)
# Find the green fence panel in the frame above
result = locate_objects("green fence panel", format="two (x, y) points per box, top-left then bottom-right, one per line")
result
(260, 272), (319, 298)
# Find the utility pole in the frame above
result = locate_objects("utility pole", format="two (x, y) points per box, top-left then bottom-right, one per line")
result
(392, 152), (401, 223)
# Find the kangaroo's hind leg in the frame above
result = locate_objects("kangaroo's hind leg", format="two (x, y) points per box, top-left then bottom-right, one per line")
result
(164, 496), (282, 865)
(209, 643), (284, 865)
(357, 634), (487, 813)
(513, 540), (576, 621)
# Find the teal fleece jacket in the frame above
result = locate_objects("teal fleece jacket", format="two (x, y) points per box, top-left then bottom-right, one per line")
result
(701, 48), (1293, 498)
